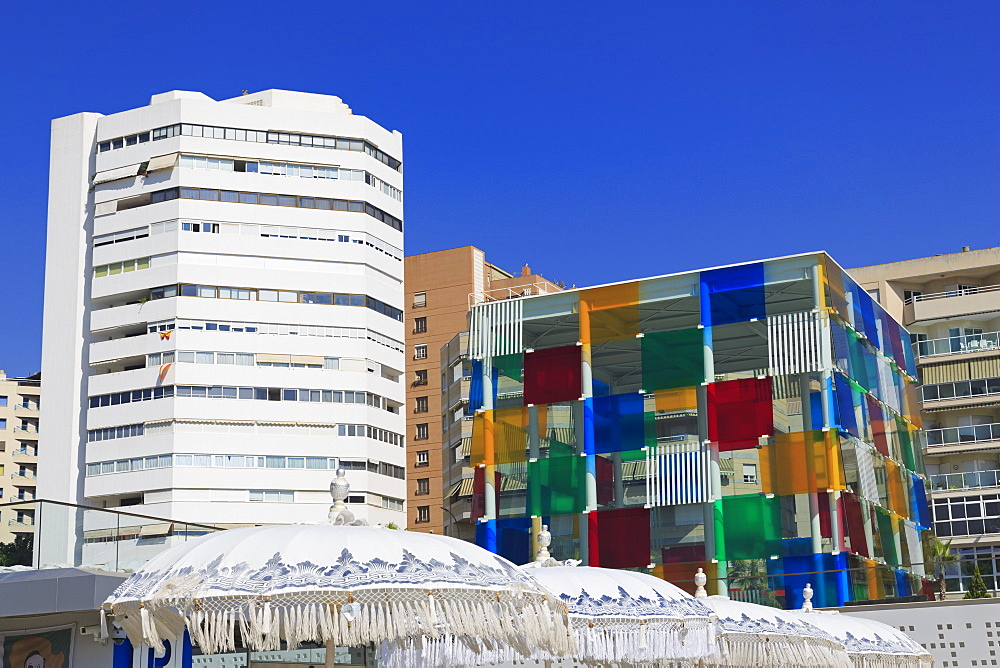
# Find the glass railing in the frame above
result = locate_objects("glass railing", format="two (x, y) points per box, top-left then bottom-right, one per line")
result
(0, 499), (227, 572)
(905, 283), (1000, 305)
(922, 377), (1000, 402)
(930, 469), (1000, 492)
(914, 331), (1000, 358)
(926, 422), (1000, 447)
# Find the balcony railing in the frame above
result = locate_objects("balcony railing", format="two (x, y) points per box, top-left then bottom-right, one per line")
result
(930, 469), (1000, 492)
(13, 447), (37, 457)
(10, 472), (37, 481)
(8, 518), (34, 527)
(927, 422), (1000, 447)
(905, 283), (1000, 305)
(914, 331), (1000, 359)
(13, 426), (39, 434)
(15, 403), (39, 412)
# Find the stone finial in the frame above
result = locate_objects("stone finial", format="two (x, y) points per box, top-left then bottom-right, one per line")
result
(328, 468), (358, 525)
(694, 568), (708, 599)
(536, 524), (552, 562)
(802, 583), (814, 612)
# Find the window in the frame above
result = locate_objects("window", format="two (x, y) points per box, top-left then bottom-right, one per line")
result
(414, 317), (427, 333)
(742, 464), (758, 484)
(414, 344), (428, 360)
(414, 370), (428, 386)
(416, 478), (430, 495)
(415, 424), (429, 441)
(416, 450), (430, 467)
(413, 292), (426, 308)
(0, 396), (6, 407)
(416, 506), (431, 523)
(0, 419), (6, 430)
(415, 396), (429, 413)
(904, 290), (923, 303)
(249, 490), (295, 503)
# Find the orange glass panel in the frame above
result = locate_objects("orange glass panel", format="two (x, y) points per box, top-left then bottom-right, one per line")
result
(885, 460), (909, 519)
(581, 282), (640, 343)
(494, 406), (529, 464)
(760, 430), (846, 495)
(470, 411), (493, 466)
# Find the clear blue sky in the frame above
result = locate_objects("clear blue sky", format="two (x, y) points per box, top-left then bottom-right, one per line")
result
(1, 1), (997, 376)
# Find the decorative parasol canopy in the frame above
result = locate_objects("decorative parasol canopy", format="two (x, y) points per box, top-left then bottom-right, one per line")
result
(795, 609), (933, 667)
(102, 472), (571, 664)
(699, 595), (852, 667)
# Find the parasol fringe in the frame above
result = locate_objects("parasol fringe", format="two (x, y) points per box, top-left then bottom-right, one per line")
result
(140, 605), (164, 655)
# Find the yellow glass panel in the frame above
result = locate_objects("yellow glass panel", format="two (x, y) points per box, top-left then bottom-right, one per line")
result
(108, 262), (123, 275)
(137, 257), (150, 270)
(123, 260), (136, 272)
(94, 265), (108, 278)
(494, 406), (529, 464)
(653, 387), (698, 413)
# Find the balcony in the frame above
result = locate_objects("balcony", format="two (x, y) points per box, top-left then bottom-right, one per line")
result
(14, 403), (39, 414)
(10, 472), (37, 483)
(927, 422), (1000, 448)
(12, 426), (39, 440)
(915, 331), (1000, 359)
(905, 284), (1000, 324)
(930, 469), (1000, 492)
(12, 446), (37, 459)
(8, 518), (35, 529)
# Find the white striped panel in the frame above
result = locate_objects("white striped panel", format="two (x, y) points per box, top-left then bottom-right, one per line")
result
(469, 299), (524, 360)
(877, 356), (900, 414)
(646, 441), (710, 507)
(904, 522), (924, 577)
(855, 440), (880, 504)
(767, 311), (822, 376)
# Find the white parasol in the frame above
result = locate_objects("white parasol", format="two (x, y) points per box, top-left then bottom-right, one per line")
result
(101, 471), (571, 665)
(698, 594), (852, 667)
(796, 600), (932, 668)
(382, 525), (717, 668)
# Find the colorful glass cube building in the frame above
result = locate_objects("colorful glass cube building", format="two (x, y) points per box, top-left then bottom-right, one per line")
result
(467, 252), (933, 609)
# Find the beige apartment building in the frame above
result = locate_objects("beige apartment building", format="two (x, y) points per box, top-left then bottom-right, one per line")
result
(404, 246), (560, 535)
(850, 245), (1000, 595)
(0, 371), (41, 546)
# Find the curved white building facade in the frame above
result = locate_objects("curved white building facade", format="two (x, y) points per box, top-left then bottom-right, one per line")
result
(40, 90), (405, 566)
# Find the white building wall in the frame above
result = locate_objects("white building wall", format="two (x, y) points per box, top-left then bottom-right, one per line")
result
(40, 90), (405, 567)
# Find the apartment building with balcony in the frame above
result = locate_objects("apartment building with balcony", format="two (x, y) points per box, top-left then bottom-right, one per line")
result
(0, 371), (41, 544)
(851, 245), (1000, 595)
(404, 246), (560, 535)
(39, 90), (406, 567)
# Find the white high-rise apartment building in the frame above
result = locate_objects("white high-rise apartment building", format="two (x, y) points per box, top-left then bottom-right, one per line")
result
(40, 90), (405, 566)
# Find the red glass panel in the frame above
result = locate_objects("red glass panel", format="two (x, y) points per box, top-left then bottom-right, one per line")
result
(707, 377), (774, 451)
(523, 345), (582, 406)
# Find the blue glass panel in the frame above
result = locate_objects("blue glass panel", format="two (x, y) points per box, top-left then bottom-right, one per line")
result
(490, 517), (532, 564)
(780, 552), (848, 609)
(895, 569), (912, 597)
(469, 360), (485, 412)
(911, 474), (931, 529)
(700, 263), (766, 327)
(834, 373), (859, 438)
(592, 392), (646, 453)
(475, 518), (498, 553)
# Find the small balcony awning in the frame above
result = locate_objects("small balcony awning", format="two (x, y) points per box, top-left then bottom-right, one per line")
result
(93, 163), (142, 185)
(145, 153), (178, 172)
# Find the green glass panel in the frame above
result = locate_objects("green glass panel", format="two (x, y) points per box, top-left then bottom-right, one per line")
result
(640, 328), (705, 391)
(527, 455), (588, 516)
(721, 494), (782, 560)
(876, 508), (898, 566)
(895, 416), (915, 471)
(494, 353), (523, 382)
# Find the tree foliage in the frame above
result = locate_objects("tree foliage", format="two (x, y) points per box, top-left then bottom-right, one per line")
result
(0, 534), (33, 567)
(964, 564), (992, 599)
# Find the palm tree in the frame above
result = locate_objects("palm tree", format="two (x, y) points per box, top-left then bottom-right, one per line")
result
(927, 536), (959, 601)
(727, 559), (781, 608)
